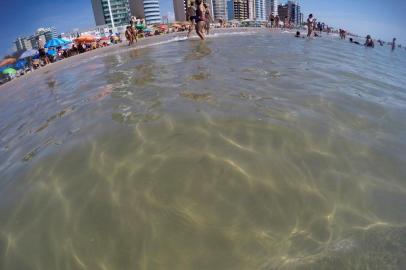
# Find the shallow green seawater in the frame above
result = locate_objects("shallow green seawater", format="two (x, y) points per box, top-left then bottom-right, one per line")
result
(1, 31), (406, 269)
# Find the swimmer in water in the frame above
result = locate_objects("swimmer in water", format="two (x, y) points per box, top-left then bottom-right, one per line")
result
(364, 35), (374, 48)
(392, 38), (396, 51)
(349, 38), (360, 45)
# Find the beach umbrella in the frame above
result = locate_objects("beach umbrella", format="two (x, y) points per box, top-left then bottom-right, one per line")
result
(61, 44), (73, 50)
(0, 66), (10, 73)
(75, 35), (96, 43)
(19, 49), (39, 59)
(0, 58), (16, 67)
(60, 38), (72, 44)
(47, 49), (57, 56)
(45, 38), (67, 48)
(2, 68), (17, 75)
(14, 59), (27, 70)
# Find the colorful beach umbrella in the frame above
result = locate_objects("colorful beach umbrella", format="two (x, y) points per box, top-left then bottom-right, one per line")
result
(14, 59), (27, 70)
(75, 35), (96, 43)
(0, 58), (16, 67)
(2, 68), (17, 75)
(44, 38), (67, 48)
(19, 49), (39, 59)
(47, 49), (57, 56)
(60, 38), (72, 44)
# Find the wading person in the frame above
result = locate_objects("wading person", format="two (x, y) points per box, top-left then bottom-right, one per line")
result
(186, 2), (196, 38)
(275, 15), (280, 28)
(307, 14), (314, 37)
(204, 4), (213, 35)
(125, 26), (134, 46)
(269, 14), (275, 28)
(364, 35), (374, 48)
(392, 38), (396, 51)
(195, 0), (206, 40)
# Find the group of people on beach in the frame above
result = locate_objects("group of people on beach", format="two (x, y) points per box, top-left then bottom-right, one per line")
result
(303, 13), (400, 51)
(186, 0), (214, 40)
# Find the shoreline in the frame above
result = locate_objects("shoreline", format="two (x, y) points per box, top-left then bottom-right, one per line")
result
(0, 27), (266, 90)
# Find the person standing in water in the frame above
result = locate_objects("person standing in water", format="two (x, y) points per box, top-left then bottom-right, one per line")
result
(186, 2), (196, 38)
(307, 14), (314, 37)
(270, 14), (275, 28)
(125, 26), (134, 46)
(364, 35), (374, 48)
(392, 38), (396, 51)
(204, 4), (213, 35)
(274, 15), (280, 28)
(195, 0), (206, 40)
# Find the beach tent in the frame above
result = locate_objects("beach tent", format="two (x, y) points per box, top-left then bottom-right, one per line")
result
(0, 58), (16, 67)
(45, 38), (68, 48)
(19, 49), (39, 59)
(2, 68), (17, 75)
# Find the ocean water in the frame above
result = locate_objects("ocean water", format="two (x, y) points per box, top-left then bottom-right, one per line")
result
(1, 30), (406, 270)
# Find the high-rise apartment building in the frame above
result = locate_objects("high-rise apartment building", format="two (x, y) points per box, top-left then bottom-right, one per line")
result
(255, 0), (266, 21)
(233, 0), (248, 20)
(15, 37), (33, 52)
(130, 0), (161, 24)
(227, 0), (234, 20)
(173, 0), (187, 21)
(14, 27), (57, 52)
(277, 0), (300, 25)
(247, 0), (255, 20)
(212, 0), (228, 20)
(91, 0), (131, 27)
(265, 0), (277, 19)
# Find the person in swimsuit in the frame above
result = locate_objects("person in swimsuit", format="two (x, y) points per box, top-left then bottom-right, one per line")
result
(307, 14), (314, 37)
(364, 35), (374, 48)
(125, 26), (134, 46)
(275, 15), (280, 28)
(186, 2), (196, 38)
(270, 14), (275, 28)
(203, 4), (213, 35)
(392, 38), (396, 51)
(195, 0), (206, 40)
(37, 38), (50, 65)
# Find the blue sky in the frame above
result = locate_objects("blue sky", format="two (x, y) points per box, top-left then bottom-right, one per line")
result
(0, 0), (405, 57)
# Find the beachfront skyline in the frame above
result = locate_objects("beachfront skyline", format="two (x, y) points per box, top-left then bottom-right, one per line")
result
(0, 0), (405, 57)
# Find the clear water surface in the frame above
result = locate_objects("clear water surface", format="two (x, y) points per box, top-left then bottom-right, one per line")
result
(1, 30), (406, 269)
